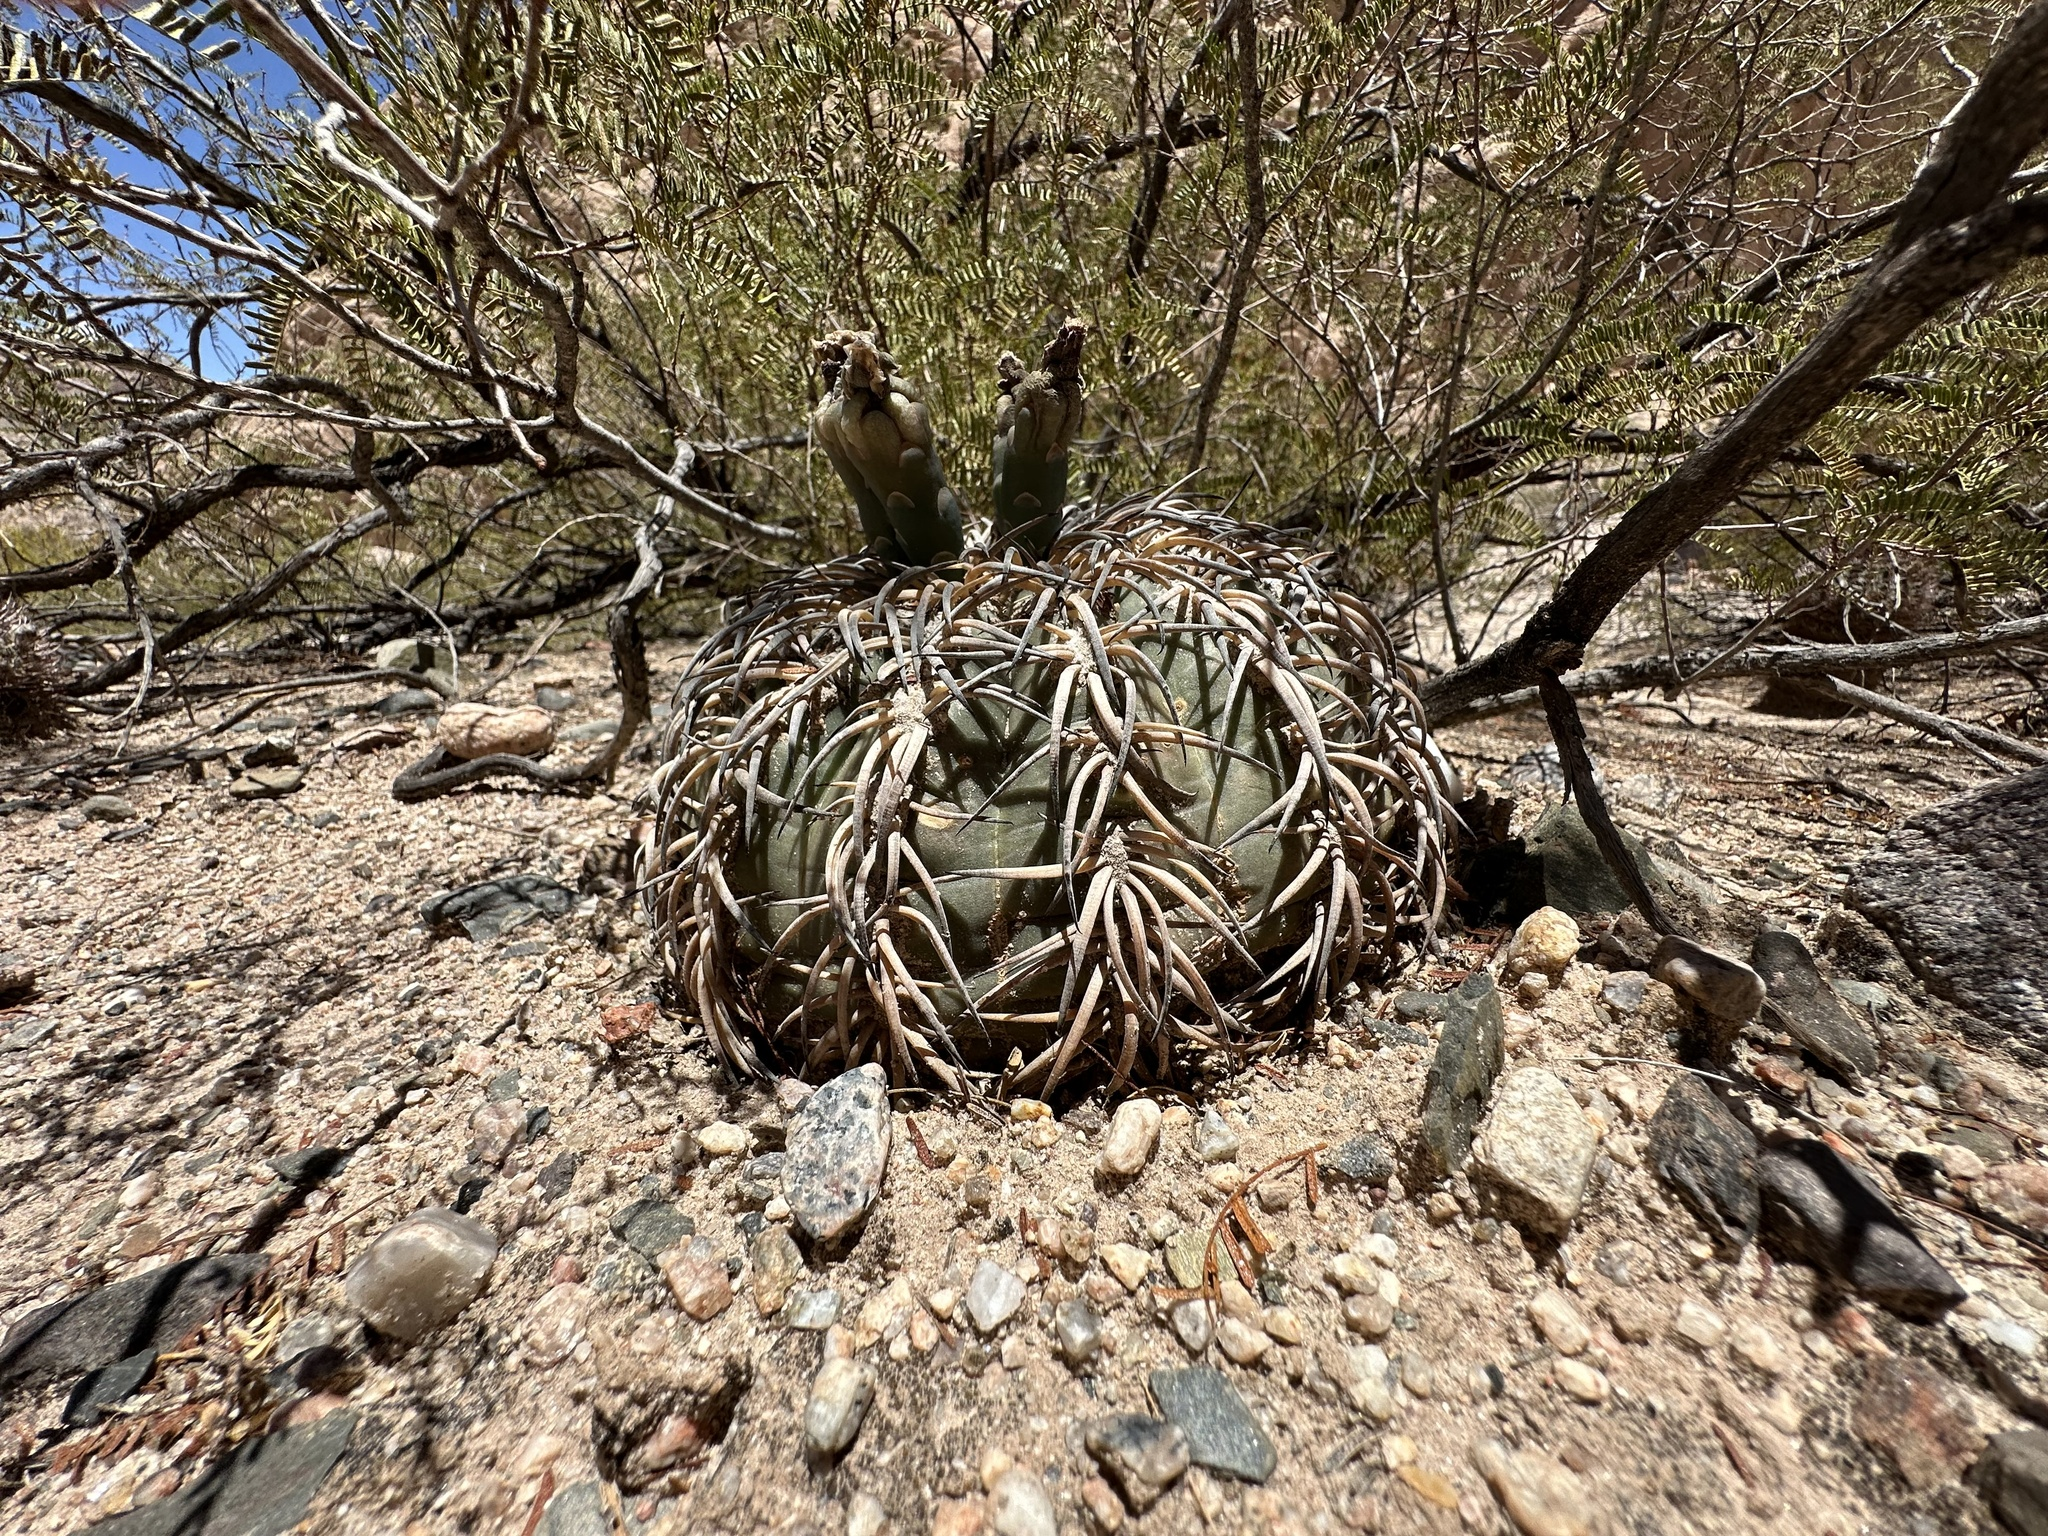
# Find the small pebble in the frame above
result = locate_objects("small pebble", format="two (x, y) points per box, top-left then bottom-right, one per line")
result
(1102, 1243), (1152, 1291)
(1730, 1321), (1786, 1375)
(344, 1208), (497, 1341)
(965, 1259), (1027, 1334)
(1099, 1100), (1163, 1178)
(1171, 1299), (1215, 1355)
(1054, 1299), (1104, 1366)
(1553, 1358), (1608, 1404)
(1671, 1300), (1727, 1350)
(697, 1121), (748, 1156)
(1216, 1318), (1270, 1365)
(805, 1357), (875, 1455)
(1527, 1290), (1590, 1356)
(987, 1467), (1057, 1536)
(1262, 1306), (1303, 1346)
(1192, 1108), (1240, 1164)
(1343, 1294), (1394, 1337)
(1472, 1437), (1593, 1536)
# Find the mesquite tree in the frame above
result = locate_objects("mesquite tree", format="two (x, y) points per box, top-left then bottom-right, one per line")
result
(0, 0), (2041, 752)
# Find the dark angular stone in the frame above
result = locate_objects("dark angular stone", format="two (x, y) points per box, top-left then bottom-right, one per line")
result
(62, 1348), (156, 1426)
(1647, 1075), (1759, 1256)
(1975, 1430), (2048, 1536)
(1391, 991), (1447, 1024)
(419, 874), (575, 942)
(94, 1409), (355, 1536)
(610, 1200), (695, 1258)
(1415, 973), (1504, 1178)
(1148, 1366), (1277, 1483)
(537, 1151), (579, 1202)
(1751, 928), (1879, 1082)
(1848, 764), (2048, 1056)
(267, 1146), (348, 1187)
(1757, 1136), (1966, 1319)
(0, 1255), (268, 1390)
(1324, 1137), (1394, 1187)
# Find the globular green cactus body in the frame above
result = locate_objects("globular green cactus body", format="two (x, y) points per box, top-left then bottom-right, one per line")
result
(646, 329), (1453, 1096)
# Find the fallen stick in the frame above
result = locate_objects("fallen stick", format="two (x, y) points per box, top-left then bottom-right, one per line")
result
(1431, 611), (2048, 724)
(1815, 673), (2048, 767)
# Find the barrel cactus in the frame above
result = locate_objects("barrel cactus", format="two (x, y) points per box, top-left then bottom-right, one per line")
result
(644, 326), (1453, 1096)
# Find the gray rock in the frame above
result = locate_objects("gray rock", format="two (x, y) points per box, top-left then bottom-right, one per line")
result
(1752, 928), (1879, 1081)
(0, 1254), (268, 1389)
(1192, 1108), (1240, 1164)
(1647, 1075), (1759, 1256)
(419, 874), (574, 942)
(62, 1347), (156, 1426)
(1170, 1298), (1214, 1355)
(1323, 1136), (1394, 1187)
(1469, 1068), (1597, 1236)
(94, 1409), (354, 1536)
(344, 1208), (497, 1341)
(965, 1258), (1026, 1334)
(610, 1200), (695, 1258)
(1599, 971), (1649, 1014)
(1975, 1430), (2048, 1536)
(1416, 972), (1505, 1178)
(535, 1480), (611, 1536)
(1848, 765), (2048, 1053)
(1148, 1365), (1277, 1483)
(267, 1145), (348, 1187)
(782, 1064), (891, 1244)
(1391, 990), (1448, 1025)
(1085, 1414), (1191, 1512)
(80, 795), (137, 822)
(537, 1151), (578, 1201)
(372, 687), (440, 716)
(1757, 1136), (1965, 1319)
(275, 1314), (338, 1365)
(805, 1357), (875, 1455)
(988, 1467), (1058, 1536)
(535, 687), (576, 712)
(228, 766), (306, 800)
(1054, 1298), (1104, 1365)
(1519, 802), (1671, 918)
(1652, 934), (1765, 1020)
(786, 1289), (842, 1330)
(372, 636), (454, 677)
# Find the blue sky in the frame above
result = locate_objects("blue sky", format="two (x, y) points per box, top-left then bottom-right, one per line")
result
(8, 0), (352, 378)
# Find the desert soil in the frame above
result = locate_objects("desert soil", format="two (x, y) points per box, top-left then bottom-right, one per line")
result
(1, 637), (2043, 1536)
